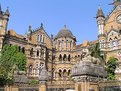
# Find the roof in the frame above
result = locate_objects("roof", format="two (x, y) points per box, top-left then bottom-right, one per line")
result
(55, 25), (76, 40)
(76, 40), (98, 49)
(96, 5), (105, 18)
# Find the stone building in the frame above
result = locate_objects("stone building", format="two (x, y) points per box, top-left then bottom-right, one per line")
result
(0, 0), (121, 90)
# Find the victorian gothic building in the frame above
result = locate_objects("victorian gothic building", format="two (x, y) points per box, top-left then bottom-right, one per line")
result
(0, 0), (121, 89)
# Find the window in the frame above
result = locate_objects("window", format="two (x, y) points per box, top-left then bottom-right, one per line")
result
(30, 48), (33, 56)
(63, 54), (67, 61)
(28, 65), (33, 75)
(59, 54), (62, 61)
(68, 55), (71, 61)
(22, 47), (25, 54)
(37, 50), (39, 57)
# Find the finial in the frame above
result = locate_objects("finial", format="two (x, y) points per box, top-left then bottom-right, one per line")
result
(64, 25), (67, 28)
(5, 7), (10, 16)
(28, 25), (32, 33)
(40, 23), (43, 28)
(98, 4), (101, 10)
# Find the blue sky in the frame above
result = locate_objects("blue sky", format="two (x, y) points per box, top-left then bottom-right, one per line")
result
(1, 0), (113, 44)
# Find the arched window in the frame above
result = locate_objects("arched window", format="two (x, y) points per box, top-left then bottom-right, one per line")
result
(37, 50), (39, 57)
(18, 46), (21, 52)
(37, 35), (39, 42)
(59, 70), (62, 77)
(63, 69), (67, 77)
(63, 54), (67, 61)
(40, 35), (42, 42)
(68, 55), (71, 61)
(28, 65), (33, 75)
(68, 70), (71, 76)
(114, 37), (118, 40)
(22, 47), (25, 54)
(30, 48), (33, 56)
(59, 54), (62, 61)
(109, 38), (112, 41)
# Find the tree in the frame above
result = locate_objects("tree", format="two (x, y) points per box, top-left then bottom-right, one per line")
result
(89, 43), (106, 65)
(0, 44), (26, 86)
(106, 57), (118, 80)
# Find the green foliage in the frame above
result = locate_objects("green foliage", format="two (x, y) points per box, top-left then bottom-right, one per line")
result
(29, 79), (39, 85)
(106, 57), (118, 80)
(89, 43), (106, 65)
(0, 44), (26, 86)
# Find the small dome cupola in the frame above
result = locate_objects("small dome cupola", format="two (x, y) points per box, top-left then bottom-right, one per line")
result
(55, 25), (76, 41)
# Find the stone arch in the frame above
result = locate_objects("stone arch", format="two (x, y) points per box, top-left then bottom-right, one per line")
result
(63, 54), (67, 61)
(68, 69), (71, 76)
(59, 54), (62, 61)
(59, 69), (62, 77)
(68, 54), (71, 61)
(63, 69), (67, 77)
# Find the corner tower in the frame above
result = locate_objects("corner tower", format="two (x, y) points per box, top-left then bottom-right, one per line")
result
(0, 4), (10, 53)
(96, 5), (106, 50)
(53, 25), (76, 87)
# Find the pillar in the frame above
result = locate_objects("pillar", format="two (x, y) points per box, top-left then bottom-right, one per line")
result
(39, 82), (47, 91)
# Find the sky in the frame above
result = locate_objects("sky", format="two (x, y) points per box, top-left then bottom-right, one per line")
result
(1, 0), (114, 44)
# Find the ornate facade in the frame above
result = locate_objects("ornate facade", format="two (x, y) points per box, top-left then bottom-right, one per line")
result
(0, 0), (121, 90)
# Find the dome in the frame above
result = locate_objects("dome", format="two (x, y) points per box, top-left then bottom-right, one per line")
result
(55, 25), (75, 40)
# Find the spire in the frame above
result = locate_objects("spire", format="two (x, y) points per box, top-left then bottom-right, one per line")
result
(28, 25), (32, 34)
(40, 23), (44, 29)
(96, 5), (105, 18)
(5, 7), (10, 16)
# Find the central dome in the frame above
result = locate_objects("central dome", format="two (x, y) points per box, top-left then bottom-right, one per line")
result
(55, 25), (75, 39)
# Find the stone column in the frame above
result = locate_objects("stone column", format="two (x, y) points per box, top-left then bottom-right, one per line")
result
(39, 82), (47, 91)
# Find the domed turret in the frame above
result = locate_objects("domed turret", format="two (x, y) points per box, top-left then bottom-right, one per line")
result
(55, 25), (76, 40)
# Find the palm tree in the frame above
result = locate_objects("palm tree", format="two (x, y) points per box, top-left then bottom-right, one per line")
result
(89, 43), (106, 65)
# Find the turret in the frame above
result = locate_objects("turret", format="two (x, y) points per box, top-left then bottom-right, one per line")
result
(113, 0), (121, 6)
(96, 5), (106, 50)
(96, 5), (105, 36)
